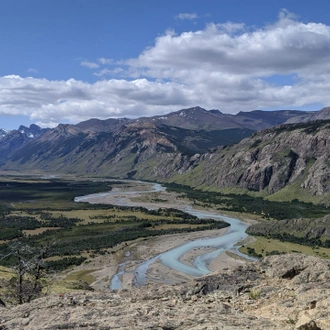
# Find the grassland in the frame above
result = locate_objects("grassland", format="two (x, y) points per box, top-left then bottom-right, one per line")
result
(65, 269), (99, 284)
(240, 236), (330, 259)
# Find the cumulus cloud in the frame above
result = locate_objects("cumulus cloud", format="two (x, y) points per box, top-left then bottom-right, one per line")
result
(0, 75), (190, 127)
(128, 14), (330, 77)
(175, 13), (198, 20)
(2, 10), (330, 127)
(80, 60), (100, 69)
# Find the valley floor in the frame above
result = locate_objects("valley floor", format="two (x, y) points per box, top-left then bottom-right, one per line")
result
(70, 181), (254, 290)
(66, 227), (246, 291)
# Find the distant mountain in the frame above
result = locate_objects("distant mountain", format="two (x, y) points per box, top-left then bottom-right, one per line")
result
(75, 118), (131, 133)
(142, 106), (241, 130)
(285, 106), (330, 124)
(0, 124), (48, 141)
(0, 124), (49, 159)
(17, 124), (49, 139)
(234, 109), (312, 130)
(140, 106), (310, 131)
(0, 128), (9, 139)
(1, 106), (330, 204)
(0, 118), (253, 177)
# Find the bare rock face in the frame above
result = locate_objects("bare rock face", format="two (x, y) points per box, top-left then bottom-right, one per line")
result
(285, 107), (330, 124)
(191, 120), (330, 198)
(1, 254), (329, 329)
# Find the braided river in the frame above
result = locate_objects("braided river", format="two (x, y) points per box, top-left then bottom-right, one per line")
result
(74, 181), (252, 289)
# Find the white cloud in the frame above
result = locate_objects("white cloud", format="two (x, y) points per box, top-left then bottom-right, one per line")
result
(27, 68), (38, 74)
(2, 10), (330, 127)
(175, 13), (198, 20)
(98, 57), (114, 65)
(128, 12), (330, 78)
(93, 67), (124, 77)
(80, 60), (100, 69)
(0, 75), (190, 127)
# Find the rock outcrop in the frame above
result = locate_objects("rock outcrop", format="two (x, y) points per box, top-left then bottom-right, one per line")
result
(1, 254), (329, 329)
(285, 107), (330, 124)
(180, 120), (330, 200)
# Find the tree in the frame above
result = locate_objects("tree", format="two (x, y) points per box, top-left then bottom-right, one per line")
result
(2, 240), (55, 304)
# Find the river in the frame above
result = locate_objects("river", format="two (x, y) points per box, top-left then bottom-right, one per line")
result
(74, 180), (252, 289)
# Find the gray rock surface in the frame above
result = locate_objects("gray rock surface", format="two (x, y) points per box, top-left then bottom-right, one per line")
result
(184, 120), (330, 199)
(1, 254), (329, 329)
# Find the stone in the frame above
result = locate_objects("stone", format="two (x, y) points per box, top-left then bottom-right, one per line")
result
(1, 254), (330, 330)
(296, 320), (319, 330)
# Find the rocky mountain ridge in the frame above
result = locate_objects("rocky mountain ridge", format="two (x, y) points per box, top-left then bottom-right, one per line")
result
(139, 106), (308, 131)
(0, 119), (252, 178)
(0, 128), (9, 139)
(1, 254), (329, 329)
(0, 124), (48, 140)
(178, 120), (330, 203)
(0, 106), (324, 160)
(1, 107), (330, 203)
(286, 107), (330, 124)
(0, 124), (49, 160)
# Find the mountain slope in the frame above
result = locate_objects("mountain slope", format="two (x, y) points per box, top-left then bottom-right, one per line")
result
(0, 106), (324, 170)
(285, 106), (330, 124)
(0, 120), (253, 179)
(176, 120), (330, 203)
(247, 214), (330, 244)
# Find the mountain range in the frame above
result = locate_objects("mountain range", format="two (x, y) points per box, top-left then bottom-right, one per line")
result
(1, 106), (330, 203)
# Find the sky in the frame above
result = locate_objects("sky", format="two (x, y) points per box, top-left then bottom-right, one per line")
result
(1, 0), (330, 130)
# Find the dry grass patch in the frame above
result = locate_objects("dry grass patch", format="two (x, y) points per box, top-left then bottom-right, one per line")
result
(240, 236), (330, 259)
(65, 269), (99, 284)
(151, 224), (203, 230)
(23, 227), (60, 236)
(49, 208), (183, 225)
(0, 265), (14, 279)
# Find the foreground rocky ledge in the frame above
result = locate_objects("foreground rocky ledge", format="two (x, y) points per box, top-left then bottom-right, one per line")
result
(1, 254), (329, 330)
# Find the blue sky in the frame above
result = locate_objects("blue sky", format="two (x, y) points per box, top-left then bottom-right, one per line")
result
(1, 0), (330, 129)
